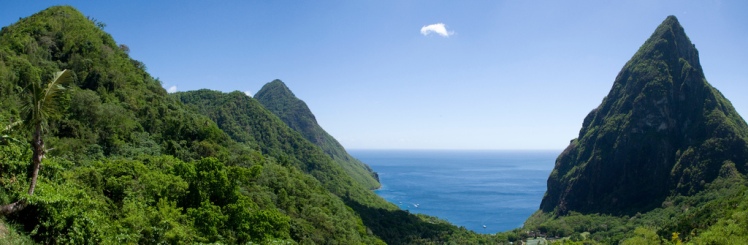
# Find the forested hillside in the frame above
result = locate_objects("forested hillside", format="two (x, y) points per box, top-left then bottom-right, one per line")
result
(0, 5), (516, 244)
(174, 89), (388, 208)
(0, 5), (392, 244)
(255, 79), (381, 190)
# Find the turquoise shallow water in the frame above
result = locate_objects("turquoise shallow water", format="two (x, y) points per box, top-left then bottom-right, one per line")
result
(350, 150), (558, 234)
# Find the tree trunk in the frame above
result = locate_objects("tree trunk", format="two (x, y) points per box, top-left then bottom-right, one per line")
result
(0, 200), (27, 216)
(0, 126), (44, 216)
(28, 124), (44, 196)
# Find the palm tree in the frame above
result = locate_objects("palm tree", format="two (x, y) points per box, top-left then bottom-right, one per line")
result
(24, 69), (72, 195)
(0, 69), (72, 215)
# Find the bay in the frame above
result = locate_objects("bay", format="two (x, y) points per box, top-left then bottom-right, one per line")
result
(350, 150), (558, 234)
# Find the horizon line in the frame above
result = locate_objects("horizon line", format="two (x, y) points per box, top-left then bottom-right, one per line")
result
(346, 148), (563, 151)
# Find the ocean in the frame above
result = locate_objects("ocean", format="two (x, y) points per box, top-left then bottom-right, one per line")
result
(349, 150), (559, 234)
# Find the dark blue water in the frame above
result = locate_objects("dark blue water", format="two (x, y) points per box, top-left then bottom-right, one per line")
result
(350, 150), (558, 234)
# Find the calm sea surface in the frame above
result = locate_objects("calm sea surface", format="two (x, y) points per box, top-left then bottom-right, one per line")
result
(349, 150), (559, 234)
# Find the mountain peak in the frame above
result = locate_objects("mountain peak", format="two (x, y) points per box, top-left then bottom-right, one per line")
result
(255, 80), (382, 189)
(539, 16), (748, 215)
(630, 15), (701, 73)
(267, 79), (288, 87)
(661, 15), (680, 29)
(261, 79), (296, 97)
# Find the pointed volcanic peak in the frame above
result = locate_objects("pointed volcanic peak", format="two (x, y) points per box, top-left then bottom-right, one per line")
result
(255, 80), (381, 190)
(540, 16), (748, 215)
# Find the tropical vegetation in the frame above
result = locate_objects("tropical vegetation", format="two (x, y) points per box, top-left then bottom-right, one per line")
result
(254, 79), (381, 191)
(1, 6), (746, 245)
(0, 5), (513, 244)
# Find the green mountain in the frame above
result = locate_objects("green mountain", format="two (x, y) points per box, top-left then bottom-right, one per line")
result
(0, 6), (515, 244)
(174, 89), (387, 207)
(540, 15), (748, 215)
(0, 6), (393, 244)
(522, 15), (748, 244)
(254, 79), (381, 190)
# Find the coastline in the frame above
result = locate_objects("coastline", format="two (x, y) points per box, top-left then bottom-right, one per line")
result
(355, 150), (556, 234)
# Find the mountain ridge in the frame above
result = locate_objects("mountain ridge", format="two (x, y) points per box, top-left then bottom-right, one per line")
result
(0, 6), (388, 244)
(254, 79), (381, 190)
(540, 15), (748, 215)
(175, 89), (387, 206)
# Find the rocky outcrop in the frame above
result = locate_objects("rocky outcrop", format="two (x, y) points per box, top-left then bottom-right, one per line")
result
(540, 16), (748, 215)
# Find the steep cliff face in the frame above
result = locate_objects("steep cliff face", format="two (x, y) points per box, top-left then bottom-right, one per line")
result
(540, 16), (748, 215)
(255, 80), (381, 189)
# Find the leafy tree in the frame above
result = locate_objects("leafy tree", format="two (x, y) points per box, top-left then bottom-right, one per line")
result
(23, 70), (73, 194)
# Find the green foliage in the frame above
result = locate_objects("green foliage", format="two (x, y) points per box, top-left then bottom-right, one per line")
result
(255, 80), (381, 190)
(0, 133), (30, 204)
(175, 89), (391, 210)
(20, 69), (73, 135)
(523, 174), (748, 244)
(0, 6), (394, 244)
(0, 5), (233, 164)
(345, 198), (513, 244)
(621, 227), (661, 245)
(690, 210), (748, 244)
(0, 219), (35, 245)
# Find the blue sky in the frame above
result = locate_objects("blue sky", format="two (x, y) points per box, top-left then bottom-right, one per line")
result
(2, 1), (747, 150)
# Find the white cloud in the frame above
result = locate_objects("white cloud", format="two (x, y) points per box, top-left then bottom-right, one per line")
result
(420, 23), (454, 37)
(244, 90), (253, 97)
(167, 85), (177, 93)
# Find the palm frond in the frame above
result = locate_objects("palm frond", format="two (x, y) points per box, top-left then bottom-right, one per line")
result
(20, 69), (73, 132)
(42, 70), (72, 109)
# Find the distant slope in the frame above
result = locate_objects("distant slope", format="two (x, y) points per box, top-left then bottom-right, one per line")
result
(540, 15), (748, 215)
(254, 80), (381, 190)
(175, 89), (388, 208)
